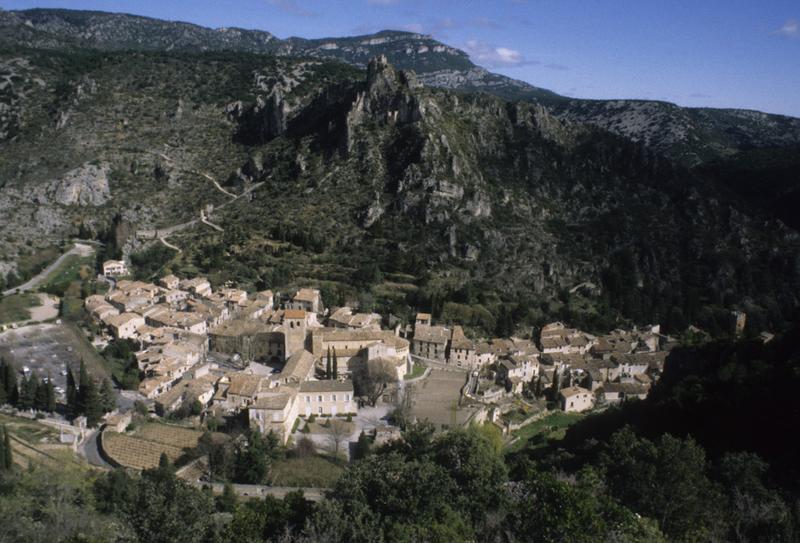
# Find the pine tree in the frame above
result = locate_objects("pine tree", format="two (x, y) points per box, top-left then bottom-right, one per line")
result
(100, 378), (116, 413)
(332, 348), (338, 380)
(0, 427), (5, 471)
(66, 364), (78, 418)
(2, 425), (12, 470)
(326, 347), (332, 380)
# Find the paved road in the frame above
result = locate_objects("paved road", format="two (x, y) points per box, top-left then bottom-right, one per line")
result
(3, 243), (94, 296)
(79, 428), (113, 469)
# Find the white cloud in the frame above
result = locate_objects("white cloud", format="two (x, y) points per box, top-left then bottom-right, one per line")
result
(775, 19), (798, 38)
(463, 39), (530, 67)
(462, 39), (569, 70)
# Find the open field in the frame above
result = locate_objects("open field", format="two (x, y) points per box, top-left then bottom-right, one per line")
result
(42, 254), (94, 290)
(0, 323), (109, 396)
(506, 411), (585, 453)
(410, 369), (472, 429)
(270, 455), (344, 488)
(0, 293), (41, 324)
(0, 412), (86, 470)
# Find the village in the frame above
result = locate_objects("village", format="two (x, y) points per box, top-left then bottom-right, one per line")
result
(68, 257), (678, 470)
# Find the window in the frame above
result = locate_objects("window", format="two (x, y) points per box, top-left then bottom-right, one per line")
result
(345, 394), (350, 401)
(318, 407), (323, 414)
(332, 394), (337, 401)
(305, 396), (310, 403)
(318, 395), (322, 402)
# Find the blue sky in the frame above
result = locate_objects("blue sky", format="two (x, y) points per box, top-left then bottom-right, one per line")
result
(3, 0), (799, 116)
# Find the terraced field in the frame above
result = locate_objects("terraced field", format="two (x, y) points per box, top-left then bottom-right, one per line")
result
(102, 432), (184, 470)
(101, 422), (225, 470)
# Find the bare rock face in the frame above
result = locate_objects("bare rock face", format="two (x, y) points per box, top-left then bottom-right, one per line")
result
(48, 162), (111, 206)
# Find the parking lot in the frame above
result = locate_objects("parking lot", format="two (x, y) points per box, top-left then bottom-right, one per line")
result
(0, 323), (109, 399)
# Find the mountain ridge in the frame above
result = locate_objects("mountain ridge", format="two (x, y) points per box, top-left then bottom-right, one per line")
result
(3, 6), (799, 172)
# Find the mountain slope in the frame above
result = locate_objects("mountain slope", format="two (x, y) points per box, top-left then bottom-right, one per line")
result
(1, 12), (799, 333)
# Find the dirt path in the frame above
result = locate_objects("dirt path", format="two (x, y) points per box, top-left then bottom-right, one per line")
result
(154, 151), (237, 199)
(159, 237), (182, 253)
(27, 293), (58, 321)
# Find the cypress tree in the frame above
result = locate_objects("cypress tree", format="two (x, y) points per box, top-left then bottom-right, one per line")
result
(77, 359), (90, 415)
(45, 376), (56, 413)
(353, 430), (371, 460)
(551, 368), (562, 397)
(218, 482), (238, 514)
(326, 347), (332, 380)
(563, 369), (572, 389)
(100, 378), (116, 413)
(0, 360), (7, 405)
(66, 364), (78, 417)
(2, 425), (11, 470)
(19, 375), (36, 410)
(332, 348), (338, 379)
(83, 378), (103, 427)
(0, 427), (5, 470)
(34, 377), (49, 411)
(3, 361), (18, 407)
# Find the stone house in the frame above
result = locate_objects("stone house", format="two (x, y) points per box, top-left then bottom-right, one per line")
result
(249, 387), (299, 444)
(448, 326), (477, 369)
(105, 312), (145, 339)
(327, 307), (382, 331)
(289, 288), (322, 314)
(560, 386), (595, 413)
(221, 374), (267, 411)
(159, 274), (180, 290)
(298, 380), (357, 417)
(597, 382), (649, 404)
(412, 324), (450, 361)
(415, 313), (432, 326)
(102, 259), (128, 277)
(161, 289), (189, 305)
(180, 277), (212, 298)
(496, 353), (538, 384)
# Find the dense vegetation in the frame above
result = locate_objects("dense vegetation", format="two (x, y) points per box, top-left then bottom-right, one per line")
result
(511, 327), (800, 542)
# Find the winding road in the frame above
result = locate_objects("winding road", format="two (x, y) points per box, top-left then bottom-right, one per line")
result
(2, 243), (94, 297)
